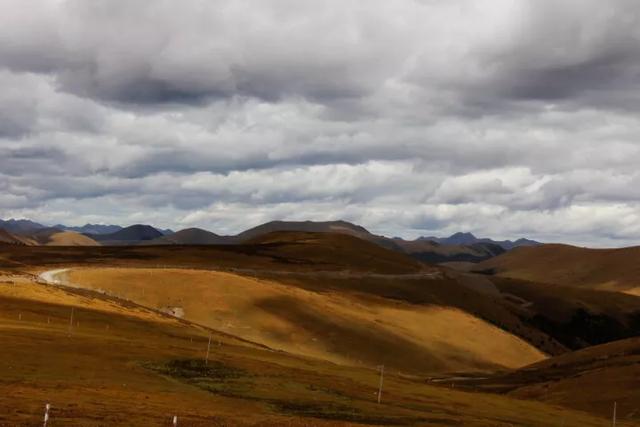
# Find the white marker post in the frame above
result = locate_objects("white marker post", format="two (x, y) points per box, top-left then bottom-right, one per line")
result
(377, 365), (385, 404)
(205, 334), (212, 366)
(173, 415), (178, 426)
(612, 401), (617, 427)
(43, 403), (50, 427)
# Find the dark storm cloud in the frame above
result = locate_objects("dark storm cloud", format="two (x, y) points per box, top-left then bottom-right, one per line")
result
(0, 0), (404, 106)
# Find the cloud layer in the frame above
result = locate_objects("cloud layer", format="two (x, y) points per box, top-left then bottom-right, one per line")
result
(2, 0), (640, 246)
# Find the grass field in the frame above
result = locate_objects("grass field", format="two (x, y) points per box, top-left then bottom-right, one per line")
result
(64, 267), (545, 374)
(0, 274), (623, 426)
(478, 244), (640, 294)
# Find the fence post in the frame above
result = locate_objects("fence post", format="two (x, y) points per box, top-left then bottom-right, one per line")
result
(205, 334), (212, 366)
(377, 365), (384, 404)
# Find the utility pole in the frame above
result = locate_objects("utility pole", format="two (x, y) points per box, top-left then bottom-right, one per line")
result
(205, 334), (212, 366)
(377, 365), (384, 404)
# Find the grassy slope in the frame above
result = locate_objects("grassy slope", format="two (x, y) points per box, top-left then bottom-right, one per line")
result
(477, 243), (640, 294)
(0, 231), (424, 275)
(448, 337), (640, 423)
(40, 230), (101, 246)
(5, 237), (640, 355)
(65, 267), (545, 374)
(490, 277), (640, 349)
(0, 276), (615, 426)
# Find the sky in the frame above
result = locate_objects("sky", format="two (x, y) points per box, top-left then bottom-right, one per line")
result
(2, 0), (640, 246)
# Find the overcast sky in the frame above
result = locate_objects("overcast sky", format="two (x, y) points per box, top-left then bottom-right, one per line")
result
(2, 1), (640, 246)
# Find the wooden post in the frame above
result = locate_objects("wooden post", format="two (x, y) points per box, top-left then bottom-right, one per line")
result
(612, 401), (617, 427)
(205, 334), (212, 366)
(377, 365), (384, 404)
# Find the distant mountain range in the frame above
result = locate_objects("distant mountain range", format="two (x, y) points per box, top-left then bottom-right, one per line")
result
(0, 218), (539, 263)
(421, 232), (540, 250)
(54, 223), (124, 235)
(0, 218), (46, 234)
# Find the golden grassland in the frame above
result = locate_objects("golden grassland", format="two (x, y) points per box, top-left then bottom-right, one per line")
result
(478, 244), (640, 294)
(450, 336), (640, 423)
(65, 267), (546, 374)
(0, 275), (621, 426)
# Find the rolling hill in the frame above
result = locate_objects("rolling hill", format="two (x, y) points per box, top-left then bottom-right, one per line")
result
(54, 223), (123, 235)
(0, 229), (36, 246)
(393, 238), (505, 263)
(146, 220), (515, 264)
(32, 230), (100, 246)
(476, 244), (640, 294)
(88, 224), (164, 245)
(62, 267), (545, 374)
(0, 218), (45, 234)
(1, 217), (535, 263)
(0, 231), (424, 274)
(1, 230), (639, 424)
(423, 232), (540, 250)
(451, 336), (640, 421)
(144, 227), (230, 245)
(0, 271), (611, 426)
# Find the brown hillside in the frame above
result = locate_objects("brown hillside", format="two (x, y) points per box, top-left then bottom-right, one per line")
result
(477, 243), (640, 294)
(0, 229), (36, 246)
(243, 231), (424, 273)
(0, 231), (423, 274)
(0, 274), (610, 426)
(64, 267), (545, 374)
(37, 230), (100, 246)
(451, 337), (640, 421)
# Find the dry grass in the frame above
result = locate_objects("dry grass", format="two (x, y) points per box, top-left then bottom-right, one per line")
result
(40, 231), (100, 246)
(478, 243), (640, 293)
(65, 267), (545, 374)
(448, 336), (640, 423)
(0, 275), (619, 426)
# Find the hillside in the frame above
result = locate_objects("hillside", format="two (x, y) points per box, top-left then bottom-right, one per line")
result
(0, 229), (36, 246)
(0, 218), (45, 234)
(144, 227), (230, 245)
(0, 272), (611, 426)
(450, 337), (640, 421)
(55, 223), (123, 234)
(421, 232), (540, 250)
(0, 231), (424, 274)
(40, 230), (100, 246)
(235, 220), (401, 251)
(477, 244), (640, 294)
(394, 239), (505, 263)
(241, 231), (424, 273)
(63, 267), (545, 374)
(89, 224), (164, 245)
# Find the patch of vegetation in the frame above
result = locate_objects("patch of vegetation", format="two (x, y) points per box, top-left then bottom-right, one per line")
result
(146, 359), (429, 425)
(158, 358), (246, 380)
(271, 401), (427, 425)
(144, 358), (251, 396)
